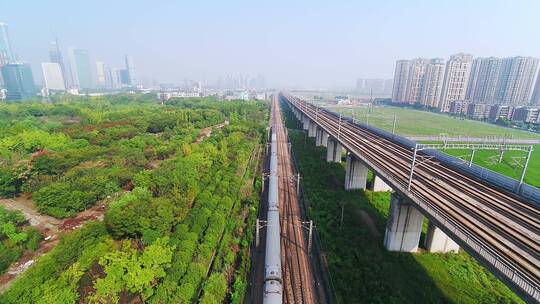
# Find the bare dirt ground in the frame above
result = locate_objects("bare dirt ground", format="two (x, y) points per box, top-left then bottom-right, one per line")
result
(195, 121), (229, 143)
(0, 121), (230, 292)
(0, 197), (106, 292)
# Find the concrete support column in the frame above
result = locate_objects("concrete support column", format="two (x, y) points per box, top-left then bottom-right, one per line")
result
(321, 130), (329, 147)
(326, 138), (343, 163)
(302, 116), (309, 130)
(372, 175), (393, 192)
(384, 193), (424, 252)
(345, 153), (368, 190)
(308, 120), (316, 138)
(315, 127), (323, 146)
(425, 223), (460, 253)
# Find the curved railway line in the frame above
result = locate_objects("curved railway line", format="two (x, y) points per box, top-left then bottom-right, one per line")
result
(282, 93), (540, 302)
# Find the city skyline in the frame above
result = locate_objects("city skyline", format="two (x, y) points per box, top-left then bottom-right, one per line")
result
(1, 0), (540, 88)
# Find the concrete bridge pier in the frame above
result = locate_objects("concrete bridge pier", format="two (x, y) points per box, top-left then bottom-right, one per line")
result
(308, 120), (317, 138)
(321, 130), (329, 147)
(345, 153), (368, 190)
(326, 138), (343, 163)
(425, 223), (460, 253)
(315, 127), (323, 146)
(302, 116), (310, 130)
(372, 175), (393, 192)
(384, 193), (424, 252)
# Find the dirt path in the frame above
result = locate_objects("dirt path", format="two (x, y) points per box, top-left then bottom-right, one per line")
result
(195, 121), (229, 143)
(0, 197), (106, 292)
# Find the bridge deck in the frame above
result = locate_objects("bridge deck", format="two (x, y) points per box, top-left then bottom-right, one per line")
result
(283, 93), (540, 302)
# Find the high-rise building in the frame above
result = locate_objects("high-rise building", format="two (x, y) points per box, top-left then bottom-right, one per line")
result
(69, 48), (93, 89)
(439, 53), (474, 112)
(95, 61), (107, 87)
(466, 57), (502, 104)
(404, 58), (428, 103)
(391, 60), (410, 102)
(41, 62), (65, 91)
(531, 69), (540, 105)
(119, 69), (130, 85)
(125, 55), (135, 85)
(1, 63), (36, 100)
(49, 38), (69, 88)
(0, 23), (15, 65)
(495, 57), (538, 105)
(420, 58), (445, 107)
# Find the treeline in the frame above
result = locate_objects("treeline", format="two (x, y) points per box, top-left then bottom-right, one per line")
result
(0, 95), (268, 303)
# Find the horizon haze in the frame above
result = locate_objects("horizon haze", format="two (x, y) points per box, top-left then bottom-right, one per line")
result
(2, 0), (540, 88)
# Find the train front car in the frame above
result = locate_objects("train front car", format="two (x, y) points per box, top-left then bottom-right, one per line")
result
(263, 128), (283, 304)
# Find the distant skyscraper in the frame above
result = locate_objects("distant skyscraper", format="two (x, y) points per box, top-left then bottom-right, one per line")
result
(439, 53), (473, 112)
(69, 48), (93, 89)
(124, 55), (135, 85)
(49, 38), (69, 88)
(420, 58), (445, 108)
(466, 57), (502, 103)
(531, 69), (540, 105)
(495, 56), (539, 105)
(95, 61), (107, 87)
(404, 58), (428, 103)
(41, 62), (65, 91)
(391, 60), (410, 102)
(119, 69), (130, 85)
(1, 63), (36, 100)
(0, 23), (15, 65)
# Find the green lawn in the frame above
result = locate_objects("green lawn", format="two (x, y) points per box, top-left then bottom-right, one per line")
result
(283, 105), (522, 304)
(440, 144), (540, 188)
(330, 106), (540, 139)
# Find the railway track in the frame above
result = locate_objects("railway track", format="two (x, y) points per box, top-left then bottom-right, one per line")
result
(272, 97), (316, 304)
(283, 94), (540, 301)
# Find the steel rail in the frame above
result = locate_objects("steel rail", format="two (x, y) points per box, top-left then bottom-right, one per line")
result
(283, 94), (540, 302)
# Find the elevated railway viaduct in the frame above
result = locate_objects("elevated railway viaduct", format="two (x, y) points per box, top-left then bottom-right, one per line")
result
(281, 92), (540, 303)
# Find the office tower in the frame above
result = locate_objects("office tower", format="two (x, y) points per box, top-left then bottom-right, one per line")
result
(419, 58), (445, 108)
(125, 55), (135, 85)
(391, 60), (410, 102)
(49, 38), (70, 88)
(41, 62), (65, 91)
(495, 57), (539, 106)
(466, 57), (502, 103)
(531, 69), (540, 105)
(439, 53), (473, 112)
(69, 48), (93, 89)
(95, 61), (107, 87)
(404, 58), (428, 103)
(0, 23), (15, 65)
(119, 69), (130, 85)
(1, 63), (36, 100)
(109, 68), (121, 89)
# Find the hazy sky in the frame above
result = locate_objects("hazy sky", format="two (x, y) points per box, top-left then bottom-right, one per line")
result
(2, 0), (540, 88)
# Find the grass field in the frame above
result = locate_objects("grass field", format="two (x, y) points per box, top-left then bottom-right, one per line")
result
(440, 144), (540, 188)
(330, 106), (540, 139)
